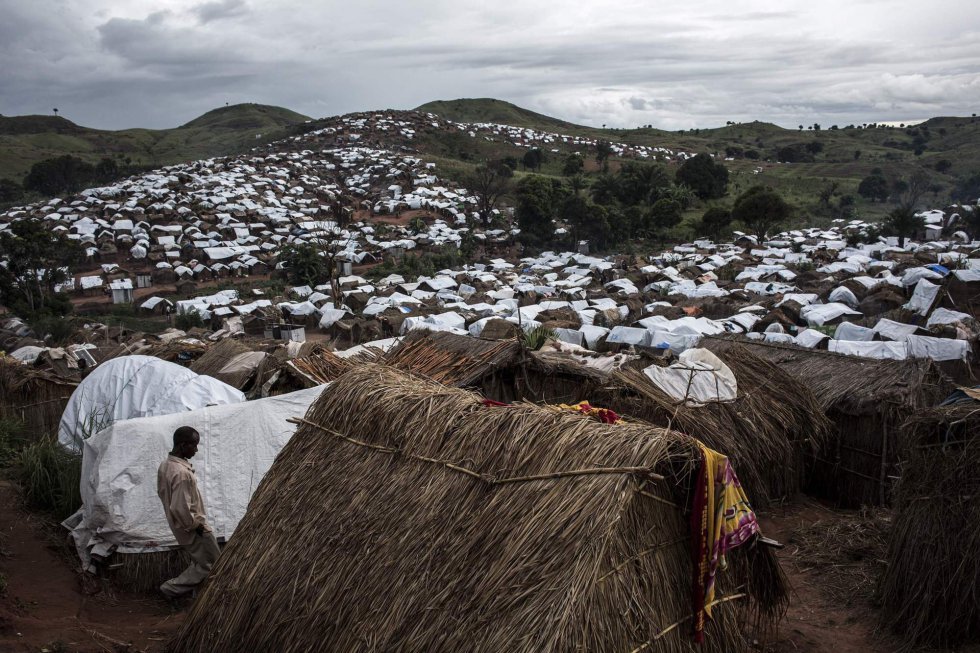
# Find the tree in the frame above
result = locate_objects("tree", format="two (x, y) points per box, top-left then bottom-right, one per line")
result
(465, 162), (512, 227)
(883, 206), (925, 247)
(614, 162), (671, 206)
(731, 185), (792, 239)
(562, 154), (585, 176)
(279, 242), (330, 287)
(595, 140), (613, 171)
(590, 173), (619, 206)
(516, 175), (559, 246)
(934, 159), (952, 173)
(674, 153), (729, 200)
(522, 148), (544, 171)
(857, 172), (889, 202)
(0, 219), (83, 315)
(699, 206), (732, 240)
(805, 141), (824, 156)
(561, 193), (610, 248)
(646, 198), (683, 236)
(952, 172), (980, 203)
(0, 178), (24, 203)
(895, 170), (930, 209)
(23, 155), (95, 196)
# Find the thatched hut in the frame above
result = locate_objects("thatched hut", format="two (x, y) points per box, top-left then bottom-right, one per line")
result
(702, 336), (952, 506)
(379, 333), (828, 508)
(189, 338), (268, 391)
(170, 365), (786, 652)
(598, 346), (830, 510)
(879, 395), (980, 649)
(0, 359), (77, 438)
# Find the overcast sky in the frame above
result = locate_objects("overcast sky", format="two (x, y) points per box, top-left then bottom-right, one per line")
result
(2, 0), (978, 131)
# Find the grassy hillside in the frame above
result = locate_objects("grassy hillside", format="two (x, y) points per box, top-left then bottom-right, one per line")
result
(0, 103), (311, 180)
(417, 98), (980, 226)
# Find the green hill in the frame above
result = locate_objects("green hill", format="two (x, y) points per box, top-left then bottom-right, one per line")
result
(0, 103), (311, 180)
(416, 98), (588, 132)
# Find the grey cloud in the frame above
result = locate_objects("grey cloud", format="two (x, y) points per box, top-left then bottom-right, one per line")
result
(193, 0), (248, 24)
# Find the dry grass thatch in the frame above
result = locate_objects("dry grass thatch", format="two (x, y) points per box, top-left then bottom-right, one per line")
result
(879, 401), (980, 649)
(601, 345), (830, 510)
(702, 336), (952, 506)
(0, 359), (77, 439)
(189, 338), (254, 378)
(108, 551), (188, 593)
(383, 330), (522, 387)
(170, 364), (786, 653)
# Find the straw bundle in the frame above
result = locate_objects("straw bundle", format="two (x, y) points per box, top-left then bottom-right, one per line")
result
(285, 348), (356, 385)
(170, 364), (785, 653)
(703, 336), (951, 506)
(879, 402), (980, 649)
(110, 551), (188, 593)
(605, 345), (829, 510)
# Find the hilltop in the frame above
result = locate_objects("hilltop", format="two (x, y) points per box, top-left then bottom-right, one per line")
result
(0, 103), (311, 180)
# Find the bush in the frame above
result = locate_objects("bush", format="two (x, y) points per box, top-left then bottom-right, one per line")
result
(520, 326), (556, 351)
(18, 436), (81, 520)
(0, 418), (27, 464)
(175, 309), (205, 331)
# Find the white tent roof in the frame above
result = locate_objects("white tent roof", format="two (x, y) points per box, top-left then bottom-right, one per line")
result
(58, 355), (246, 451)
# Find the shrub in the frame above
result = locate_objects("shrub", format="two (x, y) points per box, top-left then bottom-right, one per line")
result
(18, 436), (82, 520)
(0, 418), (27, 464)
(520, 326), (556, 351)
(175, 309), (204, 331)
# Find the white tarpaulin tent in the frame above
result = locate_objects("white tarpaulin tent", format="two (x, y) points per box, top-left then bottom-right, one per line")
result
(58, 355), (246, 451)
(643, 348), (737, 406)
(64, 385), (326, 569)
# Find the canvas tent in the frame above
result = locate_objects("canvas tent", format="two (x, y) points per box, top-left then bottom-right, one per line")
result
(65, 385), (326, 570)
(58, 355), (246, 451)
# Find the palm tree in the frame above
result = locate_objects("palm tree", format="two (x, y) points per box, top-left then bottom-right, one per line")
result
(884, 206), (925, 247)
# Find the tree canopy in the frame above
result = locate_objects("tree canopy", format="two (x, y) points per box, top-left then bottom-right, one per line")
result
(731, 185), (792, 239)
(0, 219), (83, 316)
(674, 153), (729, 200)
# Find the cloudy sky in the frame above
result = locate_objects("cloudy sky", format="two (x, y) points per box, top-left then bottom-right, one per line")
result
(2, 0), (978, 131)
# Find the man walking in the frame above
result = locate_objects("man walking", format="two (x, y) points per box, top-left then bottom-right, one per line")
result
(157, 426), (220, 599)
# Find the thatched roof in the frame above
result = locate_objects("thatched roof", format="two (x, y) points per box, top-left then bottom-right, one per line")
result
(171, 364), (785, 653)
(600, 345), (830, 508)
(189, 338), (254, 378)
(0, 359), (77, 437)
(880, 400), (980, 648)
(701, 336), (950, 416)
(382, 330), (522, 387)
(702, 335), (953, 506)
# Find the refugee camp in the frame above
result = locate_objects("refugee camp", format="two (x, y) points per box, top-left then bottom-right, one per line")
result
(2, 3), (980, 650)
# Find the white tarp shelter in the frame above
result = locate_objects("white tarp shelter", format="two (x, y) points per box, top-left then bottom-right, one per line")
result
(643, 348), (737, 406)
(64, 385), (326, 569)
(58, 355), (245, 451)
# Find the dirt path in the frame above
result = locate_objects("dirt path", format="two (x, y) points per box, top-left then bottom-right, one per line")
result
(0, 481), (182, 652)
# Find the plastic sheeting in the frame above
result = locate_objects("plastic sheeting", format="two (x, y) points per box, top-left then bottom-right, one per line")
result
(800, 303), (862, 326)
(58, 355), (246, 452)
(905, 335), (971, 362)
(904, 278), (941, 316)
(65, 385), (326, 568)
(828, 340), (909, 360)
(834, 322), (875, 341)
(643, 348), (737, 406)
